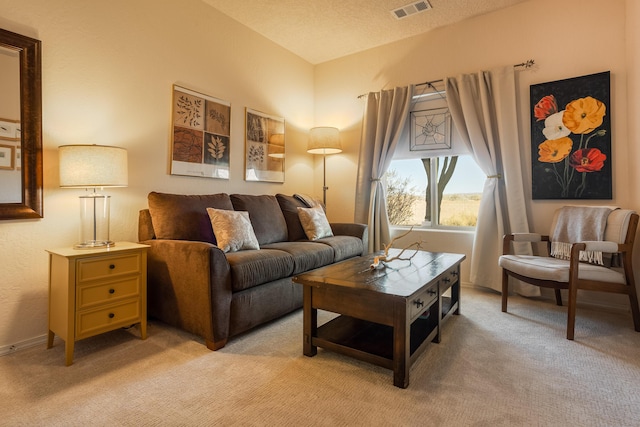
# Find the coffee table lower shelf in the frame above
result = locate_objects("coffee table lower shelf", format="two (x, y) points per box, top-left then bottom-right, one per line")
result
(314, 303), (442, 371)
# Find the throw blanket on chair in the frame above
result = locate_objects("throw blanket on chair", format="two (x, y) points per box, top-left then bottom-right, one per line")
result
(550, 206), (614, 265)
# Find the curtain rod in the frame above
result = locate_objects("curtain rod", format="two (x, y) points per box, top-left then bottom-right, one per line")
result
(357, 59), (535, 99)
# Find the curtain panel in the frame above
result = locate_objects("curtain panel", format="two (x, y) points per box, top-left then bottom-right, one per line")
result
(355, 86), (413, 252)
(445, 66), (538, 296)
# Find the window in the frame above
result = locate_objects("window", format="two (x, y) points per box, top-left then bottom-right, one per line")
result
(386, 155), (484, 228)
(385, 82), (484, 229)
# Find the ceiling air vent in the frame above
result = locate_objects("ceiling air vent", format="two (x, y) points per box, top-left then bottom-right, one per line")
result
(391, 1), (432, 20)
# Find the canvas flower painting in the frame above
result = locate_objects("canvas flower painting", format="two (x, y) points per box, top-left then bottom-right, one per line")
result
(530, 72), (612, 199)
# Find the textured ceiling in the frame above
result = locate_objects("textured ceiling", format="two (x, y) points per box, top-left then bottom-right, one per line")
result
(202, 0), (529, 64)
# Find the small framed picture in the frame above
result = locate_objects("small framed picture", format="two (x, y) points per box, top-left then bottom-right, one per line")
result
(245, 108), (285, 182)
(0, 118), (20, 141)
(0, 144), (15, 170)
(410, 107), (451, 151)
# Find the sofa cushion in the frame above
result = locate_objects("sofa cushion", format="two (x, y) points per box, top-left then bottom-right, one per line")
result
(316, 235), (365, 262)
(148, 192), (233, 244)
(276, 194), (308, 241)
(262, 241), (335, 274)
(206, 208), (260, 252)
(298, 206), (334, 240)
(225, 249), (295, 292)
(230, 194), (288, 245)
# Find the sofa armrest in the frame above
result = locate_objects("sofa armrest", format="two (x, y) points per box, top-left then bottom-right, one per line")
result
(142, 238), (232, 350)
(139, 209), (155, 241)
(330, 222), (369, 255)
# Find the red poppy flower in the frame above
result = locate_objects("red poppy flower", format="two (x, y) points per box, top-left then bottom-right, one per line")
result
(534, 95), (558, 121)
(569, 148), (606, 172)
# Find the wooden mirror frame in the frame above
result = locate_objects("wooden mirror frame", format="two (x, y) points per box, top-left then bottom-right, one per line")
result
(0, 28), (43, 219)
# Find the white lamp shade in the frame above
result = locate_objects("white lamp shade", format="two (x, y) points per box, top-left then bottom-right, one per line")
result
(308, 127), (342, 154)
(59, 145), (128, 188)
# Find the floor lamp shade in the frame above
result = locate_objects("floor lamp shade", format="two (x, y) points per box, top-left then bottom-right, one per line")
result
(307, 127), (342, 206)
(307, 127), (342, 154)
(58, 145), (128, 248)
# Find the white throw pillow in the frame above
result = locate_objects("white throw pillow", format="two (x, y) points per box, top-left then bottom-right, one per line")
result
(297, 205), (333, 240)
(206, 208), (260, 253)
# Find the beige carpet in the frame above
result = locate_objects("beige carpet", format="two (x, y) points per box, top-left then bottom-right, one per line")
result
(2, 287), (640, 426)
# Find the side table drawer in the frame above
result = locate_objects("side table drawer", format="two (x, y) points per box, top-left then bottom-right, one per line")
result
(77, 276), (141, 309)
(76, 299), (141, 339)
(409, 282), (438, 320)
(77, 253), (141, 283)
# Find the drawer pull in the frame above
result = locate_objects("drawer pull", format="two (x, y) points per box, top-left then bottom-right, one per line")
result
(427, 289), (437, 296)
(109, 288), (115, 294)
(443, 277), (451, 283)
(452, 270), (459, 276)
(108, 313), (115, 319)
(109, 264), (116, 270)
(414, 299), (424, 308)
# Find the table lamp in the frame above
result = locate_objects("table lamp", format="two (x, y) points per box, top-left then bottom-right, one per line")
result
(58, 144), (128, 248)
(307, 127), (342, 206)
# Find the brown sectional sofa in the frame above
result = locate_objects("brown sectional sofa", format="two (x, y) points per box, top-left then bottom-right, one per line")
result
(138, 191), (368, 350)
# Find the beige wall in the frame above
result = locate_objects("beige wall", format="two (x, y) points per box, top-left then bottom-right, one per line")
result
(314, 0), (635, 300)
(0, 0), (315, 350)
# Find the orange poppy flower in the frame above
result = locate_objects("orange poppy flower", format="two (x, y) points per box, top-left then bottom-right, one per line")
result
(562, 96), (606, 134)
(537, 137), (573, 163)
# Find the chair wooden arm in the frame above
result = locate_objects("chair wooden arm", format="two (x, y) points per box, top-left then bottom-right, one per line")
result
(502, 233), (549, 255)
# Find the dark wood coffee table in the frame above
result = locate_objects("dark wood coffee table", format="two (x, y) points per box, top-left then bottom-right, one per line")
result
(293, 249), (465, 388)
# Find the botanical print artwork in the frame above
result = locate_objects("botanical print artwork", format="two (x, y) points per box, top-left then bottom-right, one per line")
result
(245, 108), (285, 182)
(530, 71), (611, 199)
(171, 85), (231, 179)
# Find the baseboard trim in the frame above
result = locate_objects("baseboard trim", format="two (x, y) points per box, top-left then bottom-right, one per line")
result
(0, 334), (58, 357)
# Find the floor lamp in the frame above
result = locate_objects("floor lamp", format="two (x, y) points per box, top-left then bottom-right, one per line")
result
(58, 144), (128, 249)
(307, 127), (342, 206)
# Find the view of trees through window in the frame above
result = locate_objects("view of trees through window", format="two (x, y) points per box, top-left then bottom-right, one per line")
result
(386, 155), (483, 228)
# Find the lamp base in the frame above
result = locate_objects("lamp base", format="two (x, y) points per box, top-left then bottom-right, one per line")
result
(77, 192), (112, 250)
(74, 240), (115, 250)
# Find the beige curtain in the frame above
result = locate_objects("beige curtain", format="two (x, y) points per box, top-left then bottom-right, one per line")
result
(355, 86), (413, 252)
(445, 66), (538, 296)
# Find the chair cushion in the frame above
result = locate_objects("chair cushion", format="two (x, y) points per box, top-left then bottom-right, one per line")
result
(549, 208), (635, 244)
(230, 194), (288, 245)
(499, 255), (626, 284)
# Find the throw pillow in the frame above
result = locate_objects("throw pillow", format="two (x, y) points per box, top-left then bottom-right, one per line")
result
(297, 206), (333, 240)
(206, 208), (260, 253)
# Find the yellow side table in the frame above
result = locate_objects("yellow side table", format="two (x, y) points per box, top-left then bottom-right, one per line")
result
(46, 242), (149, 365)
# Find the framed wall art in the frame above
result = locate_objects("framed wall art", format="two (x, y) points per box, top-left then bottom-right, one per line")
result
(0, 144), (15, 170)
(410, 107), (451, 151)
(170, 85), (231, 179)
(0, 118), (20, 141)
(530, 71), (611, 199)
(245, 108), (285, 182)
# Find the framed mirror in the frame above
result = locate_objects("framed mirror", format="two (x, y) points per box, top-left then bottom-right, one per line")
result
(0, 28), (43, 219)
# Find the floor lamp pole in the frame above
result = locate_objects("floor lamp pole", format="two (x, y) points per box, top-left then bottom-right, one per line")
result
(322, 154), (328, 206)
